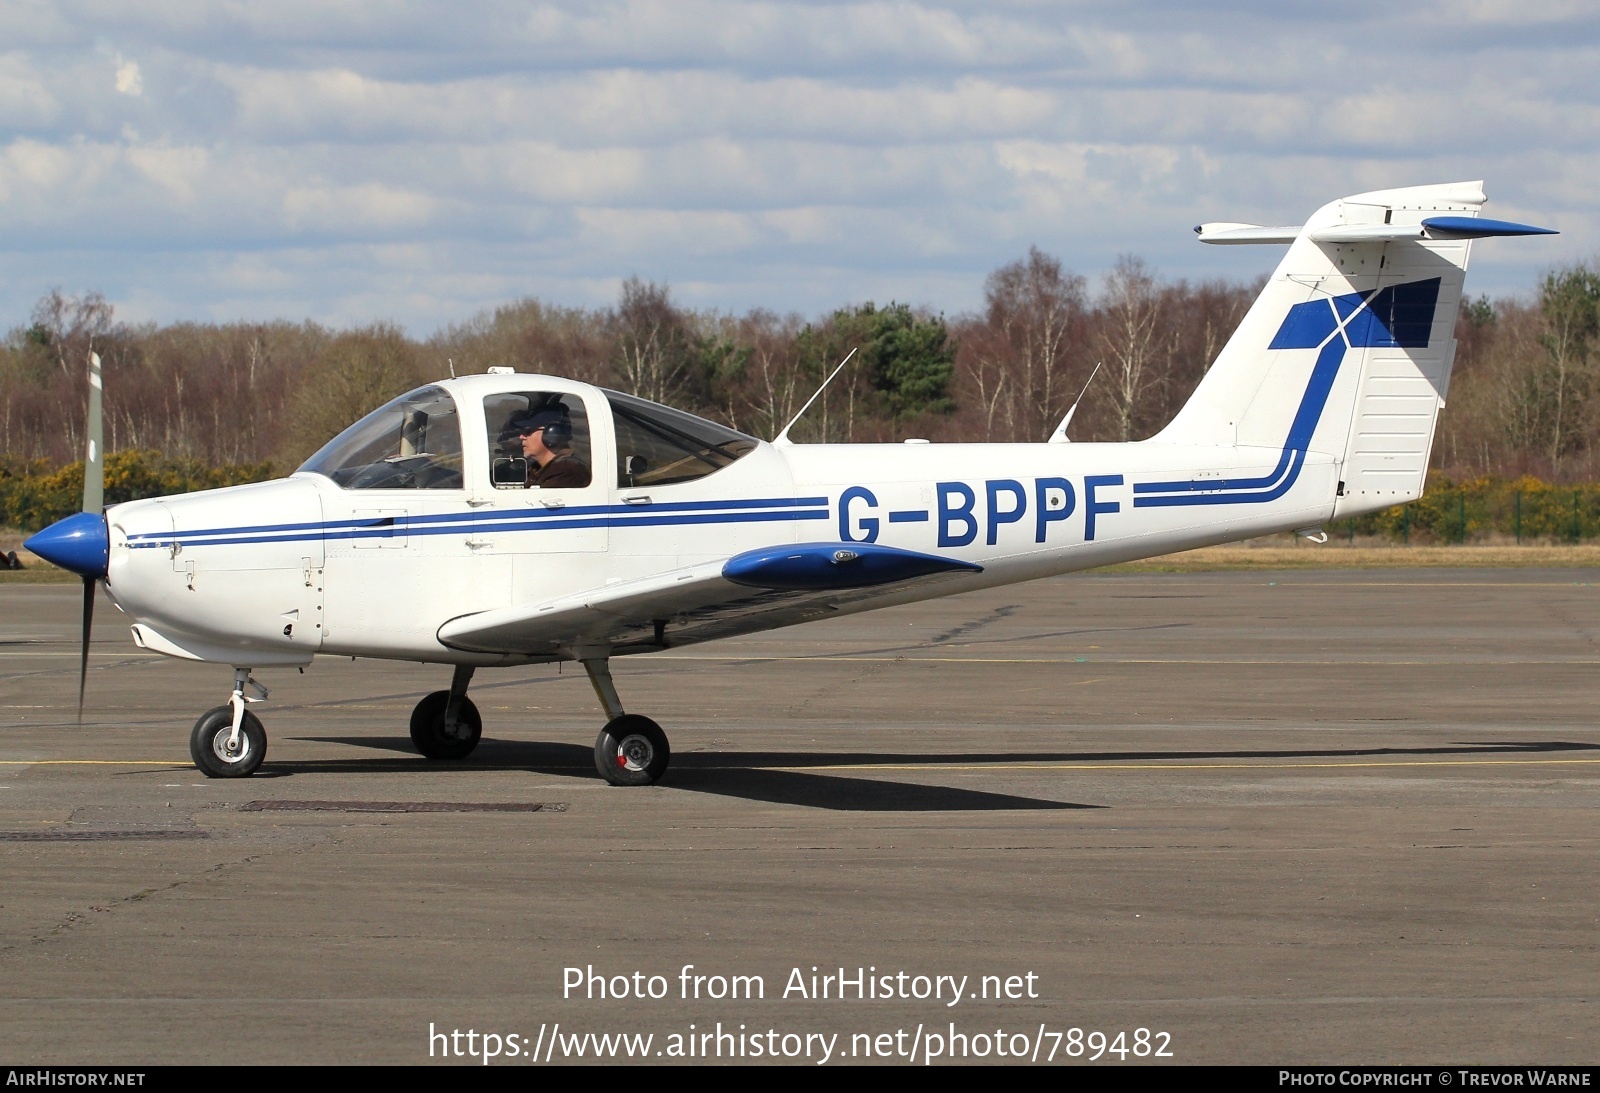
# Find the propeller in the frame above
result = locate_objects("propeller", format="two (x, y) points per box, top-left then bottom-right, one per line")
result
(22, 352), (107, 725)
(78, 352), (103, 721)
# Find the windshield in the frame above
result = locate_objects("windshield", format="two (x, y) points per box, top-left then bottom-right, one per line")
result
(605, 389), (758, 487)
(299, 385), (464, 489)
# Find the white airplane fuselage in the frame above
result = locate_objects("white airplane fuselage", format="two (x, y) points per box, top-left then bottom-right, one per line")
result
(101, 412), (1339, 670)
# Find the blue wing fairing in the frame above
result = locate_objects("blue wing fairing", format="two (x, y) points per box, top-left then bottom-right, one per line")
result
(723, 542), (983, 591)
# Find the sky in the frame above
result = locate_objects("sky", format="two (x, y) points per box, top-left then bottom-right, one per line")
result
(0, 0), (1594, 334)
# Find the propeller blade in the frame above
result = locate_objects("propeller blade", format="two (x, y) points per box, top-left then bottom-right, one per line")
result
(79, 350), (103, 725)
(83, 351), (103, 515)
(77, 575), (94, 724)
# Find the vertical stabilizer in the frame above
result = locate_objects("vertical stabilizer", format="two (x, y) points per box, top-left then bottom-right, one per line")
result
(1156, 182), (1488, 518)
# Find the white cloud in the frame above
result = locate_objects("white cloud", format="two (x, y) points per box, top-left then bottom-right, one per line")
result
(113, 53), (141, 95)
(280, 181), (437, 232)
(124, 142), (203, 201)
(0, 53), (60, 128)
(0, 0), (1589, 331)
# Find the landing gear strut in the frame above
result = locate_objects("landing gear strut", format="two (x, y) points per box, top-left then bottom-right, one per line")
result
(410, 664), (483, 760)
(190, 667), (268, 778)
(584, 658), (670, 787)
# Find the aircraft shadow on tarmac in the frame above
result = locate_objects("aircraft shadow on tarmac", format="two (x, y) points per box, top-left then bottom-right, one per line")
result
(280, 737), (1091, 811)
(280, 736), (1599, 813)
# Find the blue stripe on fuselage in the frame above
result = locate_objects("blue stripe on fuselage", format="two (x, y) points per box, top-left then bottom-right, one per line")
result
(126, 495), (829, 549)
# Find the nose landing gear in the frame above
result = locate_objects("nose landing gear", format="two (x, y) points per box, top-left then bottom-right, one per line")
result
(190, 668), (268, 778)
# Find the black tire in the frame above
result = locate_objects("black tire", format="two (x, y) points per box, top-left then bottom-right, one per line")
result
(190, 705), (267, 778)
(594, 715), (670, 786)
(409, 690), (483, 760)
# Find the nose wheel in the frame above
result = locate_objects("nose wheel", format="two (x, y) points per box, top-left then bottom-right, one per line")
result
(594, 715), (670, 787)
(190, 667), (269, 778)
(190, 706), (266, 778)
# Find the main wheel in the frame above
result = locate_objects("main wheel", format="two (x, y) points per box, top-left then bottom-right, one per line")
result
(594, 715), (670, 787)
(190, 705), (267, 778)
(409, 691), (483, 760)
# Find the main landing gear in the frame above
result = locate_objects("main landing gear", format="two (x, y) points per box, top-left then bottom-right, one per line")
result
(584, 658), (670, 787)
(405, 657), (670, 786)
(409, 665), (483, 760)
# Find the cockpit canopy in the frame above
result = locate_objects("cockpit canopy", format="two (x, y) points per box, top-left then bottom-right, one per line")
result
(299, 385), (464, 489)
(297, 380), (760, 492)
(604, 389), (757, 488)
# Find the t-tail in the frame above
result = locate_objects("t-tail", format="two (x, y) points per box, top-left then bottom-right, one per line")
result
(1155, 181), (1554, 520)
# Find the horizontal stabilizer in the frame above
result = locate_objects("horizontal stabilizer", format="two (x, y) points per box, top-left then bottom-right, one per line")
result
(1199, 216), (1556, 246)
(1195, 223), (1301, 245)
(1311, 217), (1557, 243)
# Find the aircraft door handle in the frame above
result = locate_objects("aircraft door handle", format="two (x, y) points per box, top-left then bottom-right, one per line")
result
(465, 538), (493, 550)
(622, 495), (652, 505)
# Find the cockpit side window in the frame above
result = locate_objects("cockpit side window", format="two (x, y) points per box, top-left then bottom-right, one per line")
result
(605, 389), (758, 488)
(299, 386), (463, 489)
(483, 392), (593, 489)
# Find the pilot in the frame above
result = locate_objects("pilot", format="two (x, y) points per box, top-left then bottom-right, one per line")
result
(509, 407), (591, 488)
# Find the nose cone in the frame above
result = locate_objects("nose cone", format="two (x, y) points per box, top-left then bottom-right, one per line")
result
(24, 512), (109, 579)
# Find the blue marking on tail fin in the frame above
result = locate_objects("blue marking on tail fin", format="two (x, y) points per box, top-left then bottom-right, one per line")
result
(1134, 277), (1440, 508)
(1268, 297), (1340, 351)
(1333, 292), (1371, 323)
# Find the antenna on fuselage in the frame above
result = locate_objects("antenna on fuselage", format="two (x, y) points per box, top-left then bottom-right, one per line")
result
(1047, 361), (1102, 444)
(772, 347), (857, 446)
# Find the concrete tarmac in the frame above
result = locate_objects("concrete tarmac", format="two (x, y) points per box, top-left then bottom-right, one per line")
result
(0, 569), (1595, 1066)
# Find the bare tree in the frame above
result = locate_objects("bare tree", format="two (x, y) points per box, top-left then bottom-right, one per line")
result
(963, 247), (1088, 441)
(1147, 277), (1256, 425)
(284, 324), (422, 465)
(428, 298), (612, 384)
(1098, 255), (1162, 441)
(746, 311), (801, 438)
(958, 320), (1012, 441)
(30, 290), (115, 379)
(614, 278), (694, 406)
(1537, 264), (1600, 474)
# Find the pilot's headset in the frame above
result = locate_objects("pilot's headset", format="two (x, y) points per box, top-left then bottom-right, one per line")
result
(538, 412), (573, 450)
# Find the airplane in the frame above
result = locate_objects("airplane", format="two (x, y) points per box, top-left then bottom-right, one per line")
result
(23, 180), (1556, 786)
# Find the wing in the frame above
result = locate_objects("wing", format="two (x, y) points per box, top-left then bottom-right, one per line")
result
(436, 542), (982, 656)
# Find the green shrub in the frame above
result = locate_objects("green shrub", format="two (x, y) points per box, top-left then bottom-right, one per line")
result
(0, 451), (277, 531)
(1335, 475), (1600, 544)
